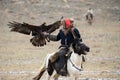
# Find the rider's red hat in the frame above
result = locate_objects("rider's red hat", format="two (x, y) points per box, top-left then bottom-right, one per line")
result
(65, 18), (71, 28)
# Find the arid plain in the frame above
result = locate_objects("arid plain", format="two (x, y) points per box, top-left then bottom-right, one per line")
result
(0, 0), (120, 80)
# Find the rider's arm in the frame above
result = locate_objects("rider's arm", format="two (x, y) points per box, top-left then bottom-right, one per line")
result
(48, 34), (60, 41)
(48, 31), (61, 41)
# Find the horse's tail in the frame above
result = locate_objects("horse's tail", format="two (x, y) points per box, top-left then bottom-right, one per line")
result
(33, 64), (46, 80)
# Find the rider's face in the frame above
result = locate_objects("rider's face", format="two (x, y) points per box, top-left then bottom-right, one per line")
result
(62, 21), (68, 29)
(70, 21), (74, 26)
(63, 25), (70, 30)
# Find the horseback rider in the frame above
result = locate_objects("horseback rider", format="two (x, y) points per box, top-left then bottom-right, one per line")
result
(86, 8), (94, 20)
(33, 18), (83, 80)
(87, 8), (93, 14)
(44, 18), (82, 63)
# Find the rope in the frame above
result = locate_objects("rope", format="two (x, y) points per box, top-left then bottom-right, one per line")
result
(68, 58), (83, 72)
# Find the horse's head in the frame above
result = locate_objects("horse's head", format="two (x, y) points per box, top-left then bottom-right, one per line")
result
(72, 38), (90, 55)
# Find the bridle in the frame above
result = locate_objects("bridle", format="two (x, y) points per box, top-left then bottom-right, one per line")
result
(67, 29), (86, 72)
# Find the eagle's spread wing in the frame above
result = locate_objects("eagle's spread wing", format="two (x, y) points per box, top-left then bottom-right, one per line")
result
(8, 17), (63, 47)
(8, 21), (46, 36)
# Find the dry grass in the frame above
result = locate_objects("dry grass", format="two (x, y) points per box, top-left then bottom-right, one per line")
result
(0, 20), (120, 80)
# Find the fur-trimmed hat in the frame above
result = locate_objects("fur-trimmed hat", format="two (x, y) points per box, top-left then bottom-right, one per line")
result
(65, 18), (74, 28)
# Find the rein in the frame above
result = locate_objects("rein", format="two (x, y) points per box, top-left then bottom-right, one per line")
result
(68, 58), (83, 71)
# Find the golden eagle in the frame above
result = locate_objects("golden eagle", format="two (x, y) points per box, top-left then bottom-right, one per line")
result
(8, 17), (63, 47)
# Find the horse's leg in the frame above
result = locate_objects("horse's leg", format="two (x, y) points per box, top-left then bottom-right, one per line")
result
(86, 15), (88, 20)
(90, 13), (93, 20)
(88, 19), (92, 25)
(90, 19), (92, 25)
(53, 73), (59, 80)
(89, 14), (93, 25)
(33, 64), (46, 80)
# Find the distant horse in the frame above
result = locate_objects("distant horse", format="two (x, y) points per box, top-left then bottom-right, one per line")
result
(33, 38), (90, 80)
(86, 13), (93, 25)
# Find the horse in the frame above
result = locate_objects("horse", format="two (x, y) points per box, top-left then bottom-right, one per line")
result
(86, 13), (93, 25)
(33, 38), (90, 80)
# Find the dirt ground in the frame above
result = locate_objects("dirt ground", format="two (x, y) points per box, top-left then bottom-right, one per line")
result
(0, 0), (120, 80)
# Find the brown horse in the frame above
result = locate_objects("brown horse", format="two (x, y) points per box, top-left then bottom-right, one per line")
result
(33, 38), (90, 80)
(86, 13), (93, 25)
